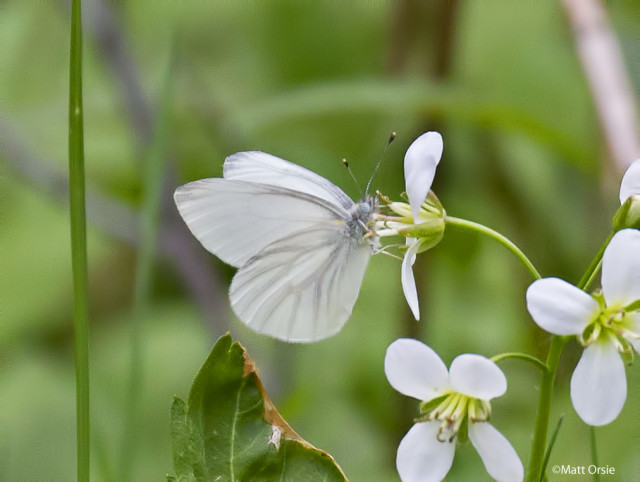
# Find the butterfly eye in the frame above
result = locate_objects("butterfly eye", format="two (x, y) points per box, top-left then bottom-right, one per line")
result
(357, 203), (372, 216)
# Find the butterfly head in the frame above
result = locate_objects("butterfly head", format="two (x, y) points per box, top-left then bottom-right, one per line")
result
(348, 194), (379, 248)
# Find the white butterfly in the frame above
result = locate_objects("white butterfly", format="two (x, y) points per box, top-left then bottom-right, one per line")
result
(174, 151), (379, 342)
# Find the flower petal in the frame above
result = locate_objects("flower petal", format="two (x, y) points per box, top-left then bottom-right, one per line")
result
(402, 239), (421, 320)
(601, 229), (640, 307)
(570, 341), (627, 426)
(385, 338), (450, 401)
(526, 278), (598, 335)
(619, 158), (640, 204)
(396, 422), (456, 482)
(449, 354), (506, 400)
(469, 422), (524, 482)
(404, 131), (443, 221)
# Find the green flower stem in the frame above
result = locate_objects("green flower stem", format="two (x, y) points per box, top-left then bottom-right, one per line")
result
(491, 352), (548, 373)
(590, 426), (600, 482)
(577, 232), (613, 290)
(526, 335), (566, 482)
(581, 260), (603, 292)
(69, 0), (90, 480)
(444, 216), (541, 280)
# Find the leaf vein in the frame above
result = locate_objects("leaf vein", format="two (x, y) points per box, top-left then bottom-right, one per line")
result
(229, 383), (243, 480)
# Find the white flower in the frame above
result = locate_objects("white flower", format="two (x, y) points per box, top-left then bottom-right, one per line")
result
(374, 131), (445, 318)
(619, 158), (640, 204)
(400, 132), (444, 320)
(526, 229), (640, 426)
(385, 338), (524, 482)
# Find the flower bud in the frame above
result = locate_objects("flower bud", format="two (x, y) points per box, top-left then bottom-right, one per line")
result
(613, 194), (640, 231)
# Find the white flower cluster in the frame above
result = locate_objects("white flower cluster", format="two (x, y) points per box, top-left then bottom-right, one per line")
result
(527, 159), (640, 427)
(384, 135), (640, 481)
(385, 133), (523, 481)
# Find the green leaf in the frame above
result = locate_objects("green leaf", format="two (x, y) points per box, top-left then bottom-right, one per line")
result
(169, 334), (347, 481)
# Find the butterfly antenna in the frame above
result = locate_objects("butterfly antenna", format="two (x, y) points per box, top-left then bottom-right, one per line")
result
(366, 131), (396, 195)
(342, 158), (364, 197)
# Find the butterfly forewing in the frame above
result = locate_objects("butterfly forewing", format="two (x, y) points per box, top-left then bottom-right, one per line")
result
(223, 151), (355, 210)
(174, 179), (352, 268)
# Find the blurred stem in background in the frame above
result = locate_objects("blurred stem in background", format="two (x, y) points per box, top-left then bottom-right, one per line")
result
(119, 40), (175, 481)
(68, 0), (90, 479)
(562, 0), (640, 172)
(1, 113), (227, 333)
(83, 0), (229, 333)
(4, 0), (228, 333)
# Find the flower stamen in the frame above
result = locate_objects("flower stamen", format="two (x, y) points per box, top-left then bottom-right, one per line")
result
(418, 391), (491, 444)
(580, 301), (638, 357)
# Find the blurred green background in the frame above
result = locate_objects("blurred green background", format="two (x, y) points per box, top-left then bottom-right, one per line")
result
(2, 1), (639, 480)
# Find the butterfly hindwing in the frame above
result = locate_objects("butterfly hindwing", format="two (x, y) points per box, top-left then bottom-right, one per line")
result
(229, 224), (371, 342)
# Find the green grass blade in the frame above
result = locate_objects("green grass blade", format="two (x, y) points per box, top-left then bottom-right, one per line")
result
(540, 415), (564, 481)
(68, 0), (90, 480)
